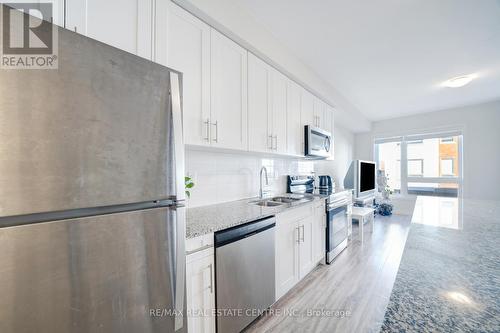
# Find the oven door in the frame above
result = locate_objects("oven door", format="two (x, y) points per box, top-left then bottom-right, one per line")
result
(305, 126), (332, 158)
(326, 205), (348, 263)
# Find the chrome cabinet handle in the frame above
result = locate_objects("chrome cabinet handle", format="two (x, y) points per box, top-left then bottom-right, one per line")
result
(204, 119), (210, 141)
(299, 225), (305, 242)
(208, 263), (214, 294)
(212, 121), (218, 143)
(273, 135), (278, 150)
(268, 135), (273, 150)
(296, 226), (300, 243)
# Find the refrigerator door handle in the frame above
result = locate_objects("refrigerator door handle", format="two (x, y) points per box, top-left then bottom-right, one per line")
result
(174, 206), (186, 331)
(170, 71), (185, 203)
(170, 72), (186, 331)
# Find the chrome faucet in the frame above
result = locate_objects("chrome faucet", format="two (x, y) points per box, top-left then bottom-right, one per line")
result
(259, 166), (269, 198)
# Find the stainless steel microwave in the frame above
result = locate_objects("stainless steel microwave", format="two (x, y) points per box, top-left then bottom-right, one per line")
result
(305, 125), (332, 159)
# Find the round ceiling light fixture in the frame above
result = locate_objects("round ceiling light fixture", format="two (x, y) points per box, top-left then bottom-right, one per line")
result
(442, 74), (477, 88)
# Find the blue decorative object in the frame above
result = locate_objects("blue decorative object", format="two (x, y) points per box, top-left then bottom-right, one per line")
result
(378, 202), (393, 216)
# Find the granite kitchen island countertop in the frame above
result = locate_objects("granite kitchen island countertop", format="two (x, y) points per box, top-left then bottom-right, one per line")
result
(186, 194), (325, 239)
(381, 197), (500, 332)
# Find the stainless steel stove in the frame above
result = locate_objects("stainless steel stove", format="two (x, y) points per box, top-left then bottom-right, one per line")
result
(287, 175), (353, 264)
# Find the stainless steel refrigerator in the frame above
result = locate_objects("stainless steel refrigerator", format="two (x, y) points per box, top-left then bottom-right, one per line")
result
(0, 15), (186, 333)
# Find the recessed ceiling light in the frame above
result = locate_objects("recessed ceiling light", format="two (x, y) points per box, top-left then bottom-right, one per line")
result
(442, 74), (477, 88)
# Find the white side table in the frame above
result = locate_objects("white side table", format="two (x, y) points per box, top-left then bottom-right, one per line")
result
(351, 206), (375, 243)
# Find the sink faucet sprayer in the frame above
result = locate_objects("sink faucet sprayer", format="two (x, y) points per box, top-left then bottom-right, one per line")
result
(259, 166), (269, 198)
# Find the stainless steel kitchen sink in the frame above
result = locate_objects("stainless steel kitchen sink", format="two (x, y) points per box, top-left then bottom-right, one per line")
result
(252, 200), (284, 207)
(270, 196), (302, 203)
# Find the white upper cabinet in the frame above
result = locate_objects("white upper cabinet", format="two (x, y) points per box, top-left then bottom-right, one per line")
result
(62, 2), (333, 156)
(156, 2), (211, 146)
(313, 97), (327, 129)
(270, 69), (288, 154)
(286, 80), (303, 156)
(301, 88), (315, 127)
(248, 53), (287, 154)
(65, 0), (153, 59)
(24, 0), (65, 27)
(248, 53), (272, 153)
(324, 105), (334, 134)
(210, 29), (248, 151)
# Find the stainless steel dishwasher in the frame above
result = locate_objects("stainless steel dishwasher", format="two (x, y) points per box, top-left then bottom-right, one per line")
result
(215, 216), (276, 333)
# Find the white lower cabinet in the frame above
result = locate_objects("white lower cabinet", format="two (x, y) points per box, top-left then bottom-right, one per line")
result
(298, 216), (315, 278)
(186, 247), (215, 333)
(275, 212), (300, 299)
(275, 202), (324, 300)
(313, 201), (326, 263)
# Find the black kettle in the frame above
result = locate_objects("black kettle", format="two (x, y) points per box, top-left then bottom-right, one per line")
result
(318, 175), (333, 189)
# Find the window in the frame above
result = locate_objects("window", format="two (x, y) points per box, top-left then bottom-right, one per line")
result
(408, 159), (423, 176)
(375, 141), (401, 193)
(441, 158), (454, 176)
(375, 133), (462, 197)
(440, 137), (454, 143)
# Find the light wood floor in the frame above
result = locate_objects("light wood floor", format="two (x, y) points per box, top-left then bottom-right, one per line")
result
(245, 214), (412, 333)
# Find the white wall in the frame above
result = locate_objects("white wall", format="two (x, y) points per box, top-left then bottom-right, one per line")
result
(173, 0), (370, 132)
(186, 123), (356, 208)
(185, 148), (314, 207)
(355, 100), (500, 200)
(315, 125), (355, 187)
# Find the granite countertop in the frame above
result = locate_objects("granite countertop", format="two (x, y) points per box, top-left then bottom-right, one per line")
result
(381, 197), (500, 332)
(186, 193), (325, 239)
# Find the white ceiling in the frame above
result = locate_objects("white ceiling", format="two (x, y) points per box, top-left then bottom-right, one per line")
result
(234, 0), (500, 121)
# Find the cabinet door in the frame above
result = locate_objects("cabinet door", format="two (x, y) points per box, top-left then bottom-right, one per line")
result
(186, 249), (216, 333)
(298, 217), (315, 279)
(210, 29), (248, 150)
(65, 0), (153, 59)
(301, 88), (315, 127)
(270, 69), (288, 154)
(287, 80), (303, 156)
(156, 2), (211, 146)
(313, 202), (326, 263)
(24, 0), (65, 27)
(313, 97), (327, 129)
(323, 105), (333, 134)
(275, 218), (300, 300)
(326, 105), (335, 158)
(248, 53), (271, 153)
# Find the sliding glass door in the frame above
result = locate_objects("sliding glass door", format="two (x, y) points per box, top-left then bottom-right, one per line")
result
(375, 132), (462, 197)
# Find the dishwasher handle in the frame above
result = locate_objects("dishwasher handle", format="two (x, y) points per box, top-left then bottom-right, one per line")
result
(215, 216), (276, 248)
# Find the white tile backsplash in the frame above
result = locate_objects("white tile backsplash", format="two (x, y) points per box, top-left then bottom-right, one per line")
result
(185, 148), (315, 207)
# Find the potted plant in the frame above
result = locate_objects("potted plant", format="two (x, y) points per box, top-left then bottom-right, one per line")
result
(185, 176), (194, 198)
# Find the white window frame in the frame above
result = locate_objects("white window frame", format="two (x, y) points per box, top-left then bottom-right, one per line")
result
(408, 159), (424, 176)
(375, 131), (463, 197)
(440, 158), (454, 177)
